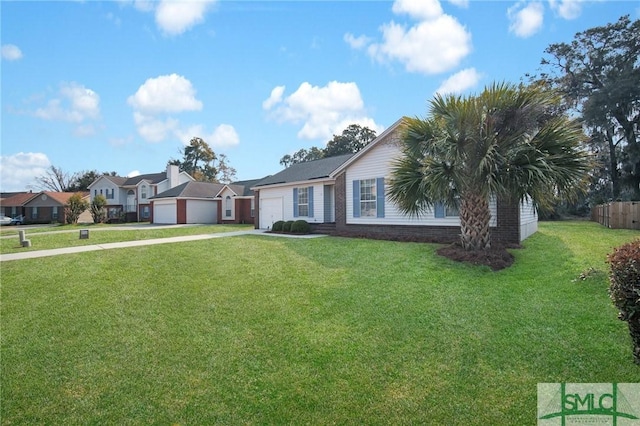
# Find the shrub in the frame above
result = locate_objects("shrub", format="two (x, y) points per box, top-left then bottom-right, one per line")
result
(283, 221), (294, 232)
(272, 221), (285, 232)
(608, 239), (640, 364)
(290, 220), (311, 234)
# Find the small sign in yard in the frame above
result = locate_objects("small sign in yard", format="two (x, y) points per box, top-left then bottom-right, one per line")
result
(79, 229), (89, 239)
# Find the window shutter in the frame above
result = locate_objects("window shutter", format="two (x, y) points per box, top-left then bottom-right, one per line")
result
(293, 188), (299, 217)
(434, 202), (445, 218)
(352, 180), (360, 218)
(376, 177), (385, 218)
(308, 186), (314, 218)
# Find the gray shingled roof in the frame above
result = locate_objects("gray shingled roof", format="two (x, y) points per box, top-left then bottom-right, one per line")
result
(151, 181), (225, 199)
(253, 154), (353, 187)
(228, 178), (263, 196)
(123, 172), (167, 186)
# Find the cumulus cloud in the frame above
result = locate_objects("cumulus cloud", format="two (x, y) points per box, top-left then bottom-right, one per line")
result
(548, 0), (583, 19)
(0, 152), (50, 192)
(392, 0), (443, 20)
(263, 81), (383, 141)
(344, 33), (371, 50)
(128, 73), (203, 114)
(122, 0), (216, 35)
(128, 73), (237, 146)
(435, 68), (482, 95)
(1, 44), (23, 61)
(508, 1), (544, 38)
(436, 68), (482, 95)
(175, 123), (240, 148)
(32, 82), (101, 136)
(347, 0), (472, 75)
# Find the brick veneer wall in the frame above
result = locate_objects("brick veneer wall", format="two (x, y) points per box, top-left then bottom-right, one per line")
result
(334, 171), (521, 245)
(254, 191), (260, 229)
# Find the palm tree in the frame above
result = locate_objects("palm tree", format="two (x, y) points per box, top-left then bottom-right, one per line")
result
(388, 82), (591, 250)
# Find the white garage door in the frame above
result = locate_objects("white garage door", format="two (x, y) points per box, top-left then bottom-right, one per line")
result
(260, 197), (283, 229)
(186, 200), (218, 224)
(154, 200), (177, 224)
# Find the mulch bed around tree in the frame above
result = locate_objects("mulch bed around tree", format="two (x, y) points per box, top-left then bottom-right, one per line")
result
(436, 243), (517, 271)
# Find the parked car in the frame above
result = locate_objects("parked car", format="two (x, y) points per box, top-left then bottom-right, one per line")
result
(10, 215), (24, 225)
(0, 216), (11, 226)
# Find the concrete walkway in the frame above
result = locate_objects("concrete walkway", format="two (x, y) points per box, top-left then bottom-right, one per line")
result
(0, 229), (326, 262)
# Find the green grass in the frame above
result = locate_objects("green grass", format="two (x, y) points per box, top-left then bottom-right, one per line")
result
(1, 221), (639, 425)
(0, 224), (253, 254)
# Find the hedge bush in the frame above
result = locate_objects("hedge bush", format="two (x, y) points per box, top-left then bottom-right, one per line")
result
(608, 239), (640, 364)
(290, 220), (311, 234)
(272, 221), (285, 232)
(283, 221), (294, 232)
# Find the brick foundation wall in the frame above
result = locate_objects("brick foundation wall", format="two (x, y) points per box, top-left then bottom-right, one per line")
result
(334, 171), (522, 245)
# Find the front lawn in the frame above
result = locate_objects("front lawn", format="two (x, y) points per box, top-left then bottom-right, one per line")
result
(0, 224), (253, 254)
(1, 221), (638, 424)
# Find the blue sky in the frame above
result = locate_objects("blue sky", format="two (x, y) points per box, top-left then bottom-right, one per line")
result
(1, 0), (638, 192)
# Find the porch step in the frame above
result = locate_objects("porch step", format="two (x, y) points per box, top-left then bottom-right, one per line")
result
(310, 222), (336, 235)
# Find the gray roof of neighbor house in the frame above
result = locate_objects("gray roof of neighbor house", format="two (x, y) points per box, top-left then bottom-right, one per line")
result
(253, 154), (354, 187)
(227, 178), (263, 196)
(151, 181), (225, 199)
(123, 172), (167, 186)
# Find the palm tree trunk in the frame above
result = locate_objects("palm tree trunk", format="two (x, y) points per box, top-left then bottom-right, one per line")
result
(459, 193), (491, 250)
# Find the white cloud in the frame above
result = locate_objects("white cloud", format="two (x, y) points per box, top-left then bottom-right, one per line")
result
(392, 0), (443, 20)
(128, 73), (236, 146)
(435, 68), (482, 95)
(548, 0), (583, 19)
(127, 73), (202, 114)
(344, 33), (371, 50)
(175, 123), (240, 148)
(262, 86), (285, 110)
(127, 170), (141, 177)
(448, 0), (469, 8)
(132, 112), (179, 143)
(1, 44), (23, 61)
(155, 0), (216, 36)
(122, 0), (216, 35)
(351, 0), (472, 75)
(263, 81), (383, 141)
(508, 2), (544, 38)
(0, 152), (50, 192)
(32, 82), (101, 136)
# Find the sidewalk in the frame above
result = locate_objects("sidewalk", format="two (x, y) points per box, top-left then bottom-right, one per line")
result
(0, 229), (326, 262)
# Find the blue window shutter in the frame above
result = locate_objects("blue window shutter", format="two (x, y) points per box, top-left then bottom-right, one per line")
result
(434, 202), (445, 218)
(352, 180), (360, 218)
(308, 186), (314, 218)
(376, 177), (385, 218)
(293, 188), (299, 217)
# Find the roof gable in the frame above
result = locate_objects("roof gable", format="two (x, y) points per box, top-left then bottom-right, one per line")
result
(254, 154), (353, 187)
(330, 117), (405, 177)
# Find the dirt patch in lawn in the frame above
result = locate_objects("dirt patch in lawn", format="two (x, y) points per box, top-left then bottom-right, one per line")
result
(437, 243), (516, 271)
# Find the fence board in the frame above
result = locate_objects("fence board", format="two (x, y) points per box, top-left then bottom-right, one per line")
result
(592, 202), (640, 230)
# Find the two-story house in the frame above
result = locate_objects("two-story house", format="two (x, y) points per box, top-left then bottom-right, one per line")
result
(88, 165), (193, 222)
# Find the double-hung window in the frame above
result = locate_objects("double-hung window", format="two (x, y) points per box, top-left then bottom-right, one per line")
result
(293, 187), (313, 217)
(360, 179), (377, 217)
(352, 177), (385, 218)
(297, 187), (309, 217)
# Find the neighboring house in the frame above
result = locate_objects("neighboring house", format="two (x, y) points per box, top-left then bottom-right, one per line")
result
(253, 118), (538, 244)
(88, 165), (193, 222)
(1, 192), (37, 218)
(22, 191), (90, 224)
(150, 179), (261, 225)
(252, 154), (354, 230)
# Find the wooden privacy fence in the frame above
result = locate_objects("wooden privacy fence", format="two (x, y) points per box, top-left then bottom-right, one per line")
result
(592, 201), (640, 230)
